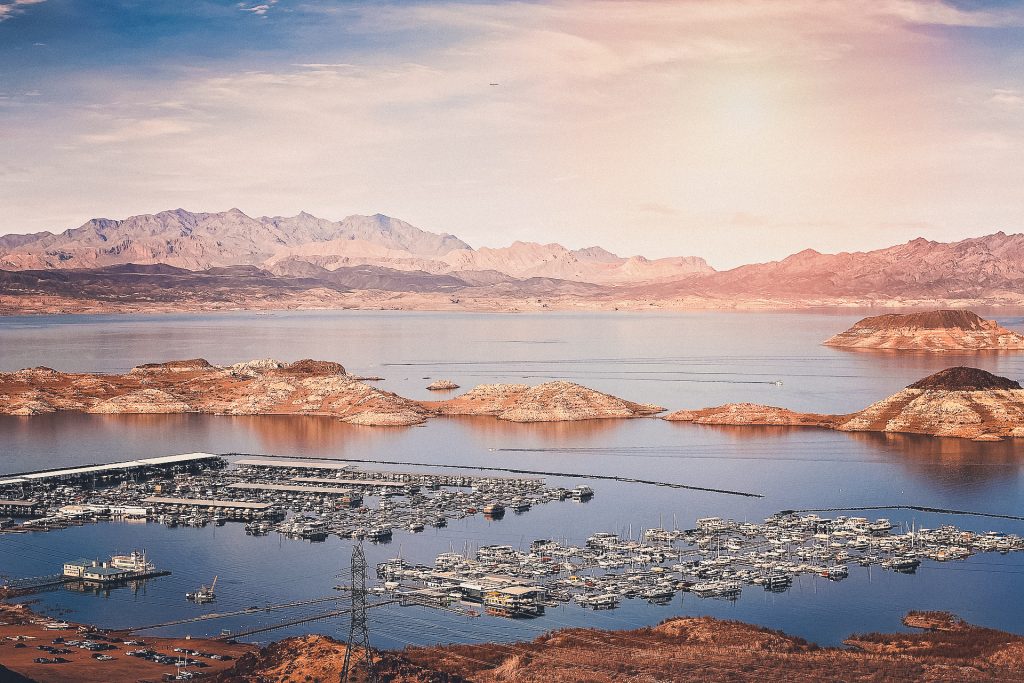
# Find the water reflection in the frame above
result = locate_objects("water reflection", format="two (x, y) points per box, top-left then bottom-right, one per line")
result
(848, 431), (1024, 488)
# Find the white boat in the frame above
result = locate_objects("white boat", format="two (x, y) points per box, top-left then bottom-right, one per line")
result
(110, 550), (156, 573)
(571, 485), (594, 500)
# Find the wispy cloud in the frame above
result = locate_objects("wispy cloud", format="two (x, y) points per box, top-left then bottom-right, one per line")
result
(238, 0), (278, 17)
(0, 0), (45, 23)
(3, 0), (1024, 267)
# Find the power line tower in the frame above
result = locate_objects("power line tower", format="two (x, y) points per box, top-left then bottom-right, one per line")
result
(340, 541), (377, 683)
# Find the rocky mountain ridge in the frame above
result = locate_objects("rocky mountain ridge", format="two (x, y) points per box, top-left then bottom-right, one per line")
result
(0, 208), (711, 285)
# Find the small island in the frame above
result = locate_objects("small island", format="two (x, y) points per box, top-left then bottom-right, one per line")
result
(425, 379), (460, 391)
(666, 367), (1024, 441)
(823, 310), (1024, 351)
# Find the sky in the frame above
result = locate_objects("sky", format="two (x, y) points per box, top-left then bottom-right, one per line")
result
(2, 0), (1024, 269)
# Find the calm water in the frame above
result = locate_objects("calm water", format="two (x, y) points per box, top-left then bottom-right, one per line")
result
(1, 311), (1023, 647)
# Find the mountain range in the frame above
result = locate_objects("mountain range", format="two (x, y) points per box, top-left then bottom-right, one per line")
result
(2, 209), (1024, 313)
(0, 208), (711, 285)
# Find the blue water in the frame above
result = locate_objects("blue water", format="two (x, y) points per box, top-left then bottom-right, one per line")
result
(1, 311), (1022, 647)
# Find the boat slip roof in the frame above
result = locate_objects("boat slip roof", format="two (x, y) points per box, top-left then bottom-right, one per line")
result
(226, 482), (359, 495)
(0, 453), (219, 487)
(234, 458), (355, 470)
(291, 477), (408, 488)
(142, 496), (272, 510)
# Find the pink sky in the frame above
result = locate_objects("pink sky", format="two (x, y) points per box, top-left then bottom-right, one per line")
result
(2, 0), (1023, 268)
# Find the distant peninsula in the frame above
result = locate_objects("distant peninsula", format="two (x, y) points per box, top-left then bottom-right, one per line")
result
(824, 310), (1024, 351)
(666, 367), (1024, 441)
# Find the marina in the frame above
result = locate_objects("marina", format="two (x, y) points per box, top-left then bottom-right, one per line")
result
(373, 514), (1024, 616)
(0, 453), (585, 543)
(1, 448), (1022, 642)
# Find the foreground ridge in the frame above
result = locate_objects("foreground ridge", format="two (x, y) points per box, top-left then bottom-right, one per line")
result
(205, 611), (1024, 683)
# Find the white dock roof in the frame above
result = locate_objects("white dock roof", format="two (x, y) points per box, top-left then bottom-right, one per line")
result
(227, 482), (359, 495)
(234, 458), (354, 470)
(0, 453), (219, 486)
(143, 496), (271, 510)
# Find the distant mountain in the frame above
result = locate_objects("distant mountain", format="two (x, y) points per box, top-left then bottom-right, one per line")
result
(5, 210), (1024, 312)
(0, 209), (712, 285)
(643, 232), (1024, 301)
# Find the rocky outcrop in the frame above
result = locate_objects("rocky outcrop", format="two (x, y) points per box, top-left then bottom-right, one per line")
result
(824, 310), (1024, 351)
(665, 403), (838, 428)
(211, 634), (460, 683)
(665, 367), (1024, 441)
(394, 613), (1024, 683)
(426, 379), (460, 391)
(0, 360), (663, 427)
(0, 358), (430, 426)
(87, 388), (193, 414)
(834, 368), (1024, 440)
(431, 381), (664, 422)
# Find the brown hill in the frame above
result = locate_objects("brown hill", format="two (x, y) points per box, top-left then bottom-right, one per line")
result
(824, 310), (1024, 351)
(0, 358), (430, 426)
(908, 366), (1021, 390)
(0, 361), (661, 427)
(211, 613), (1024, 683)
(428, 381), (665, 422)
(666, 367), (1024, 440)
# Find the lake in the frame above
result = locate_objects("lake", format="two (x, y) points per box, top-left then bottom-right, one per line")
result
(1, 310), (1022, 647)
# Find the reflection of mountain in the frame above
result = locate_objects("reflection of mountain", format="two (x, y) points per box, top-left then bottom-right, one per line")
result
(847, 431), (1024, 490)
(240, 415), (387, 454)
(441, 414), (623, 445)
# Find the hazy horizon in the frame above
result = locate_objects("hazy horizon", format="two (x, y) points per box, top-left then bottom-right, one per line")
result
(3, 0), (1024, 268)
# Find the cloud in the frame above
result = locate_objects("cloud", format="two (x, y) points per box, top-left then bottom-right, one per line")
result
(0, 0), (45, 22)
(4, 0), (1024, 267)
(990, 88), (1024, 109)
(79, 117), (193, 145)
(238, 0), (277, 17)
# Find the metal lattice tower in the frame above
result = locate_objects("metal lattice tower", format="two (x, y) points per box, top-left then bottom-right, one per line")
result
(340, 541), (377, 683)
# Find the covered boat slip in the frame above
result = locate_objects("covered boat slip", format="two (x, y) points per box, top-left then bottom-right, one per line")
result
(0, 453), (223, 489)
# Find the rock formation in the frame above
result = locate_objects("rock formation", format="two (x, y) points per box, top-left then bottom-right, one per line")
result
(824, 310), (1024, 351)
(425, 379), (460, 391)
(430, 381), (664, 422)
(0, 360), (663, 426)
(665, 403), (838, 428)
(0, 358), (430, 426)
(666, 367), (1024, 440)
(211, 613), (1024, 683)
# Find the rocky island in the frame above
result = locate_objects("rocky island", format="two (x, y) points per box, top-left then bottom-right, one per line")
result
(0, 359), (662, 426)
(666, 367), (1024, 441)
(425, 379), (460, 390)
(428, 380), (664, 422)
(824, 310), (1024, 351)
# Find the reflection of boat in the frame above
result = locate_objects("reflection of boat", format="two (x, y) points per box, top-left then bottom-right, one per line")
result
(186, 575), (218, 603)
